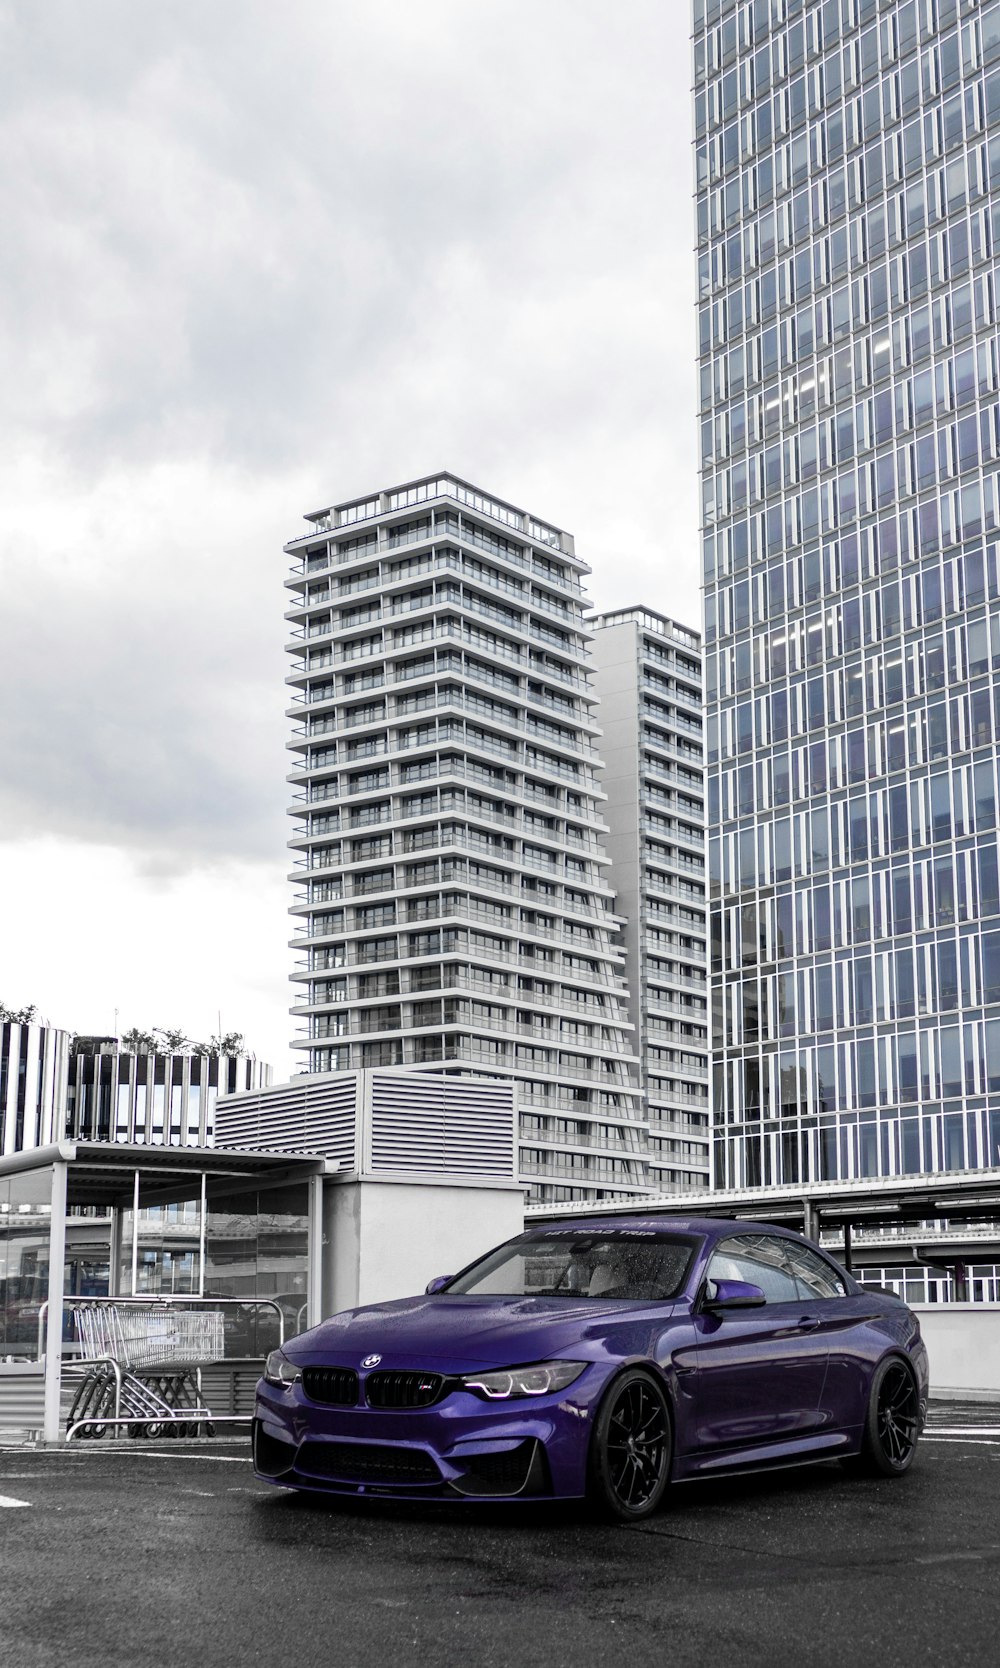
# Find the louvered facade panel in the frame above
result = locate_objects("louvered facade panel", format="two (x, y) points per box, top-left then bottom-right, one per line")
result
(216, 1069), (518, 1182)
(215, 1073), (358, 1168)
(0, 1366), (45, 1432)
(368, 1072), (516, 1178)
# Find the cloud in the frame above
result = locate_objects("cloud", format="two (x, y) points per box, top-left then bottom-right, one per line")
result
(0, 835), (294, 1074)
(0, 0), (700, 1051)
(0, 455), (294, 867)
(1, 0), (697, 493)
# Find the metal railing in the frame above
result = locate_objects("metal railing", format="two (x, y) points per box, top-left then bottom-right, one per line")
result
(50, 1297), (291, 1441)
(65, 1411), (253, 1440)
(38, 1294), (287, 1364)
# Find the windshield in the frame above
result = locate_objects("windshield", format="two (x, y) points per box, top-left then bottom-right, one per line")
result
(445, 1231), (697, 1302)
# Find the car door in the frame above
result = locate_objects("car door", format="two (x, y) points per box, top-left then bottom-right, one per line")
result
(780, 1239), (872, 1432)
(683, 1233), (832, 1455)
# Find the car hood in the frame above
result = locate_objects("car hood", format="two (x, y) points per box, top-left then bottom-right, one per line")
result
(285, 1293), (684, 1373)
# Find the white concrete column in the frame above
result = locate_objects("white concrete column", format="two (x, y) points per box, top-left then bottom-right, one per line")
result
(198, 1172), (208, 1298)
(43, 1161), (68, 1443)
(107, 1205), (122, 1297)
(130, 1168), (140, 1295)
(306, 1174), (324, 1331)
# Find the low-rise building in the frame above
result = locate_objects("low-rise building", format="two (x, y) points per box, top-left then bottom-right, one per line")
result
(67, 1036), (271, 1147)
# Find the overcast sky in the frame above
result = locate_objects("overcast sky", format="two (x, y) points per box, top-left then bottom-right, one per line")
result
(0, 0), (698, 1076)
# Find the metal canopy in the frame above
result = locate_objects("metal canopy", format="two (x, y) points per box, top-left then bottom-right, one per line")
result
(0, 1141), (326, 1210)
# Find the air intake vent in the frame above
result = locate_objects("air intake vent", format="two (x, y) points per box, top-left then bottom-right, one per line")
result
(297, 1441), (441, 1486)
(450, 1439), (544, 1497)
(364, 1370), (445, 1409)
(301, 1367), (359, 1406)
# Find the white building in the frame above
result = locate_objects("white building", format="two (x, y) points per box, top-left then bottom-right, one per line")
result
(0, 1019), (71, 1156)
(283, 474), (649, 1206)
(589, 609), (709, 1191)
(67, 1036), (272, 1147)
(215, 1069), (524, 1313)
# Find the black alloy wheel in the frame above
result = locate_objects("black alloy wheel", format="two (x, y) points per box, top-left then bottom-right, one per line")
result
(844, 1357), (921, 1477)
(589, 1368), (672, 1520)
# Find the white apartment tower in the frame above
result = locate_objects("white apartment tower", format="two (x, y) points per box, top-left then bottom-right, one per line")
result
(283, 475), (648, 1206)
(589, 609), (710, 1191)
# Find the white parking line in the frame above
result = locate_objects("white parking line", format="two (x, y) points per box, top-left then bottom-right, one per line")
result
(7, 1447), (252, 1463)
(922, 1436), (1000, 1446)
(0, 1494), (30, 1509)
(927, 1427), (1000, 1437)
(122, 1452), (252, 1463)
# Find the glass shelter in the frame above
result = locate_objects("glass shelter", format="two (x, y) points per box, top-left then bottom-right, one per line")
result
(1, 1079), (525, 1441)
(0, 1142), (324, 1442)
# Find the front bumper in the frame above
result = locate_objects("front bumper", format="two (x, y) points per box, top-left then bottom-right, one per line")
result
(253, 1371), (604, 1502)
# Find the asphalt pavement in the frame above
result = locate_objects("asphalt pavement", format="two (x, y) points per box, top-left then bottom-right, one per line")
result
(1, 1402), (998, 1668)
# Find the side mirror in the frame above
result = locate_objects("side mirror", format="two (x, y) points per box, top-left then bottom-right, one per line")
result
(703, 1278), (766, 1311)
(425, 1275), (453, 1295)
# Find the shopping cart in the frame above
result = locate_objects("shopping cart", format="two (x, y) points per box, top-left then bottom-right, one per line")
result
(66, 1302), (224, 1439)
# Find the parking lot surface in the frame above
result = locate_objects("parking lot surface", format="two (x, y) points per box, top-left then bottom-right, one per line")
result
(1, 1402), (998, 1668)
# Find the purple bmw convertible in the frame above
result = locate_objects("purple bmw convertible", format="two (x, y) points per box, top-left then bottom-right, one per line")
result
(253, 1216), (929, 1519)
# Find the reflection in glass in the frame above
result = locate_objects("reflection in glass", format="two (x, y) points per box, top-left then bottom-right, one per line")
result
(0, 1167), (53, 1356)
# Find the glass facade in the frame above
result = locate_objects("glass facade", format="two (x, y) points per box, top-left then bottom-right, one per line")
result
(697, 0), (1000, 1186)
(115, 1181), (311, 1344)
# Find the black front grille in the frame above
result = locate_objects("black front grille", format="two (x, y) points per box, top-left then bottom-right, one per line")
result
(296, 1441), (442, 1486)
(364, 1370), (446, 1409)
(301, 1366), (360, 1407)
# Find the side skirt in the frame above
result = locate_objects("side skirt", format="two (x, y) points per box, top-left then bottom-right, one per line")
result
(673, 1428), (861, 1481)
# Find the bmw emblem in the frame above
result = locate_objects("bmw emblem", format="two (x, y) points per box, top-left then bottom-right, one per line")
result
(362, 1354), (382, 1368)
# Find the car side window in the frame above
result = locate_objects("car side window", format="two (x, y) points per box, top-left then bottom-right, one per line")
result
(782, 1242), (848, 1300)
(707, 1234), (800, 1303)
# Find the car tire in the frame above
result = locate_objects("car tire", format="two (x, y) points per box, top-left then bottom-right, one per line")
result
(842, 1356), (920, 1478)
(588, 1367), (673, 1521)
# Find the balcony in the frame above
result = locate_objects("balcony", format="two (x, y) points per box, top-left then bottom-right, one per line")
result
(519, 1125), (648, 1156)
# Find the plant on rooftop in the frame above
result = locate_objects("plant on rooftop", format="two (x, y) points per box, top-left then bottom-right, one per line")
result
(0, 1001), (38, 1024)
(120, 1027), (161, 1054)
(118, 1027), (249, 1057)
(193, 1031), (247, 1058)
(154, 1026), (190, 1052)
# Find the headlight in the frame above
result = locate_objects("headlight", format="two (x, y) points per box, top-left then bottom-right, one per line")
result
(461, 1360), (587, 1400)
(263, 1349), (301, 1388)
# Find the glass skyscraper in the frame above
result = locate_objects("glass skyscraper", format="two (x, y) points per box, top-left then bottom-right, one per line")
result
(696, 0), (1000, 1187)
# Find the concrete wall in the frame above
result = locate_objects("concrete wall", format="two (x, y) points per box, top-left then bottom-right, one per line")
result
(322, 1179), (525, 1316)
(915, 1304), (1000, 1396)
